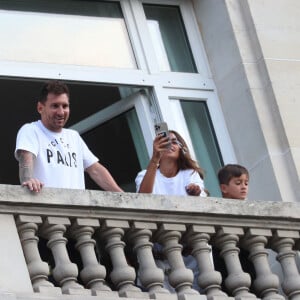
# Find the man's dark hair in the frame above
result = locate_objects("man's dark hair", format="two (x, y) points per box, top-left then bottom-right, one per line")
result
(218, 164), (249, 185)
(38, 80), (70, 104)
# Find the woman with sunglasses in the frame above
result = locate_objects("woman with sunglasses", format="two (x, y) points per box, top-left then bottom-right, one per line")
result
(135, 130), (207, 197)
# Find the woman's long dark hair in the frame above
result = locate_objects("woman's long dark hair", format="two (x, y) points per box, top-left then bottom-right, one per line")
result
(169, 130), (204, 179)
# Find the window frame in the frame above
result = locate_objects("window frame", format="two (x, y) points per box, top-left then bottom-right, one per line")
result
(155, 88), (236, 164)
(0, 0), (236, 186)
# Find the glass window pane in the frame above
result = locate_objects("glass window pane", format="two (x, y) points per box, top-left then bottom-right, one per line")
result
(83, 108), (145, 192)
(0, 0), (123, 17)
(144, 4), (197, 73)
(181, 101), (223, 196)
(126, 109), (149, 170)
(0, 0), (136, 68)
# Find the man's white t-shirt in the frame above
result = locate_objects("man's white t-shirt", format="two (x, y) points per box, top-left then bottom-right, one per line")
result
(135, 168), (207, 197)
(15, 120), (98, 189)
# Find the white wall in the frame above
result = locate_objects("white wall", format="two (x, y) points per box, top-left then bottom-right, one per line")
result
(246, 0), (300, 198)
(192, 0), (300, 202)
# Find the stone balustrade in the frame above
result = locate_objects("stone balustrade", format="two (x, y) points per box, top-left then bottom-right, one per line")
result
(0, 185), (299, 300)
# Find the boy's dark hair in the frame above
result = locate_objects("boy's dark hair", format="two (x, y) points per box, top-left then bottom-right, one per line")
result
(218, 164), (249, 185)
(38, 80), (70, 104)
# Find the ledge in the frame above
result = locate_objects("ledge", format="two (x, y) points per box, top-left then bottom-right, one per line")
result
(0, 184), (299, 222)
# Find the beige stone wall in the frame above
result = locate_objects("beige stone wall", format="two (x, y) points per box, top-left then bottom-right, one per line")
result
(247, 0), (300, 186)
(192, 0), (300, 202)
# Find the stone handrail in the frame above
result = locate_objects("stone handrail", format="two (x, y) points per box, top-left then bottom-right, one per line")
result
(0, 184), (299, 300)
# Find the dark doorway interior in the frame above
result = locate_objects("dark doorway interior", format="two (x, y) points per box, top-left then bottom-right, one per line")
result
(1, 77), (141, 192)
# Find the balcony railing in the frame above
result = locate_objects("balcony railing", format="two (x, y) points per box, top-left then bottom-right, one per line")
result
(0, 184), (299, 300)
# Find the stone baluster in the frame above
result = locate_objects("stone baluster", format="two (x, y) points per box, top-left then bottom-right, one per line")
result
(126, 221), (174, 299)
(97, 219), (143, 298)
(16, 215), (61, 295)
(39, 217), (88, 295)
(154, 223), (200, 300)
(240, 228), (284, 300)
(270, 230), (300, 299)
(295, 239), (300, 269)
(69, 218), (116, 296)
(213, 227), (255, 299)
(184, 225), (227, 299)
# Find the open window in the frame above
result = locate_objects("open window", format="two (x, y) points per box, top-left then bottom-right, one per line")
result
(4, 78), (154, 192)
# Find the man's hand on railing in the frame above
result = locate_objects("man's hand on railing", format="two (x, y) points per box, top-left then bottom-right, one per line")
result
(22, 178), (44, 193)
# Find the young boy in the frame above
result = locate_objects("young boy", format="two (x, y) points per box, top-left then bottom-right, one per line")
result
(215, 164), (254, 291)
(217, 164), (249, 200)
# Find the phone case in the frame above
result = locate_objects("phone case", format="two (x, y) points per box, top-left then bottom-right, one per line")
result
(154, 122), (169, 137)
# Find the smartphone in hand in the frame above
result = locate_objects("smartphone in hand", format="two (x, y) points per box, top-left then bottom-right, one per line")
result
(154, 122), (169, 137)
(154, 122), (170, 148)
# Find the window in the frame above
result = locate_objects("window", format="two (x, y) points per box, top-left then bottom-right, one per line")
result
(181, 101), (223, 196)
(144, 4), (197, 73)
(0, 0), (136, 68)
(0, 0), (234, 196)
(83, 108), (145, 192)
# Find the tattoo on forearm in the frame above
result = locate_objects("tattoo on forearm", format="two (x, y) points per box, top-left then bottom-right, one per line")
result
(18, 151), (35, 183)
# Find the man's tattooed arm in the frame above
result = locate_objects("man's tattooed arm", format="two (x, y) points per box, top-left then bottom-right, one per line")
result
(17, 150), (35, 183)
(16, 150), (43, 192)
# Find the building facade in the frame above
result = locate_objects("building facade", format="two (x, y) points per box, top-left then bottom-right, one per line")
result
(0, 1), (300, 299)
(0, 1), (299, 197)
